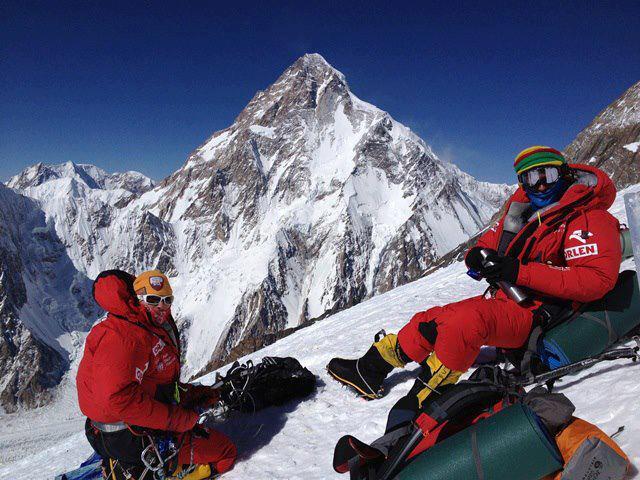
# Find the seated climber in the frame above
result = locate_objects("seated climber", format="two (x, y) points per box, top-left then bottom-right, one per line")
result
(327, 146), (622, 428)
(76, 269), (236, 479)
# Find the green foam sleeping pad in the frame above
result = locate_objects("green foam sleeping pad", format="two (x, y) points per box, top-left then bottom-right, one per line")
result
(541, 270), (640, 368)
(397, 403), (562, 480)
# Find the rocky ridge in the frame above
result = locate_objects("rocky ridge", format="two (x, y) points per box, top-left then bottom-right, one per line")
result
(567, 80), (640, 189)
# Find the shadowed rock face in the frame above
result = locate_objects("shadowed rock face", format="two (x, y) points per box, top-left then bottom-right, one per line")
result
(0, 185), (98, 412)
(8, 54), (512, 385)
(566, 80), (640, 189)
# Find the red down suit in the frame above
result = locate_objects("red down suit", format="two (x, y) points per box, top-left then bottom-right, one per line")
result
(397, 164), (622, 372)
(77, 270), (236, 473)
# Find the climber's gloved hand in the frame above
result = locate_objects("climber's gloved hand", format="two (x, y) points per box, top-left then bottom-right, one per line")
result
(482, 253), (520, 284)
(180, 383), (220, 410)
(465, 247), (487, 272)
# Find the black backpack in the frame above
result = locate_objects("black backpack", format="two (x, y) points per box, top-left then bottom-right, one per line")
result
(218, 356), (316, 412)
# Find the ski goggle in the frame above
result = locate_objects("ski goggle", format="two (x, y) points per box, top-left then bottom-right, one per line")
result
(518, 165), (561, 189)
(138, 294), (174, 306)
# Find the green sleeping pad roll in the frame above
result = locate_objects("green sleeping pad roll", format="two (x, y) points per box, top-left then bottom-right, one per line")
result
(397, 404), (562, 480)
(541, 270), (640, 368)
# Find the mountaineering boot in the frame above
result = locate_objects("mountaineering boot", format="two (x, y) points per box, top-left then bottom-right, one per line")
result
(327, 331), (407, 399)
(415, 352), (463, 408)
(172, 463), (218, 479)
(386, 352), (463, 432)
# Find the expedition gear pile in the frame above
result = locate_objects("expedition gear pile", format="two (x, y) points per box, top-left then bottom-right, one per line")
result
(543, 417), (630, 480)
(333, 352), (636, 480)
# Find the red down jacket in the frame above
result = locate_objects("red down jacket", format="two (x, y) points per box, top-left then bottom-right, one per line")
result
(472, 163), (621, 306)
(76, 270), (198, 432)
(398, 164), (622, 371)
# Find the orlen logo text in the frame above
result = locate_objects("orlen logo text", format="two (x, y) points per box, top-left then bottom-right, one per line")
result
(564, 243), (598, 260)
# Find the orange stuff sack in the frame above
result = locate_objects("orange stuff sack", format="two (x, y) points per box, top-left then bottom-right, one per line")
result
(543, 417), (629, 480)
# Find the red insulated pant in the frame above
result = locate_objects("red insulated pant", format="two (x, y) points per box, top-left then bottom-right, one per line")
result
(177, 429), (237, 474)
(397, 295), (534, 372)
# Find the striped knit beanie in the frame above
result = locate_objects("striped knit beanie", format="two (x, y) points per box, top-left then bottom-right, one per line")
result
(514, 146), (566, 175)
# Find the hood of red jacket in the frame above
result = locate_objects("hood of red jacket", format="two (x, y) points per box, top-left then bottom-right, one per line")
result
(511, 164), (616, 212)
(92, 270), (147, 321)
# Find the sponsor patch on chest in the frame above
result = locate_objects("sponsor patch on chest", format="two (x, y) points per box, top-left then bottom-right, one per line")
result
(156, 354), (177, 372)
(568, 229), (594, 244)
(152, 338), (165, 356)
(135, 362), (149, 383)
(564, 243), (599, 260)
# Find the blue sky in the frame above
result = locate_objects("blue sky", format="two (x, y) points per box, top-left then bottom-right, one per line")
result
(2, 1), (639, 183)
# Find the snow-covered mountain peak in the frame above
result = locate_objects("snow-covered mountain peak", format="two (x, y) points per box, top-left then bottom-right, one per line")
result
(595, 80), (640, 130)
(5, 55), (512, 407)
(7, 161), (155, 196)
(184, 54), (360, 174)
(298, 52), (341, 73)
(129, 54), (513, 375)
(278, 52), (348, 90)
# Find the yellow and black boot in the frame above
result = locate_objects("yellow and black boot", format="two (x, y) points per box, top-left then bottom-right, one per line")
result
(170, 463), (217, 479)
(385, 352), (463, 432)
(326, 331), (407, 399)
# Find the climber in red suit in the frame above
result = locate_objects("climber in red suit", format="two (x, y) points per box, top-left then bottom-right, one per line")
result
(327, 146), (621, 420)
(77, 269), (236, 479)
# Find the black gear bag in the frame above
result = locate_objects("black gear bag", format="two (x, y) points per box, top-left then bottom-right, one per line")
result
(217, 356), (316, 412)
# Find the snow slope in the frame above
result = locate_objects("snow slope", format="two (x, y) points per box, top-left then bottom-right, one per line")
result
(1, 184), (639, 480)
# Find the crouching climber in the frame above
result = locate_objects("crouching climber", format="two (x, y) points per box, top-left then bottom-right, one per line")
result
(327, 146), (622, 426)
(76, 269), (236, 479)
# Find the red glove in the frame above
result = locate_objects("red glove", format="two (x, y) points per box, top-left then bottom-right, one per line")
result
(180, 383), (220, 411)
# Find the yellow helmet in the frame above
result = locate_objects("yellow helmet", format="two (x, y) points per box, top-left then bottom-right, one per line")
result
(133, 269), (173, 296)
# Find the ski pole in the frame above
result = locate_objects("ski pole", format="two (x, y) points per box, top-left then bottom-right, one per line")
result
(511, 340), (640, 387)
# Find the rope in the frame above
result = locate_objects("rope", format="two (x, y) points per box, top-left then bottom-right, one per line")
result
(107, 459), (117, 480)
